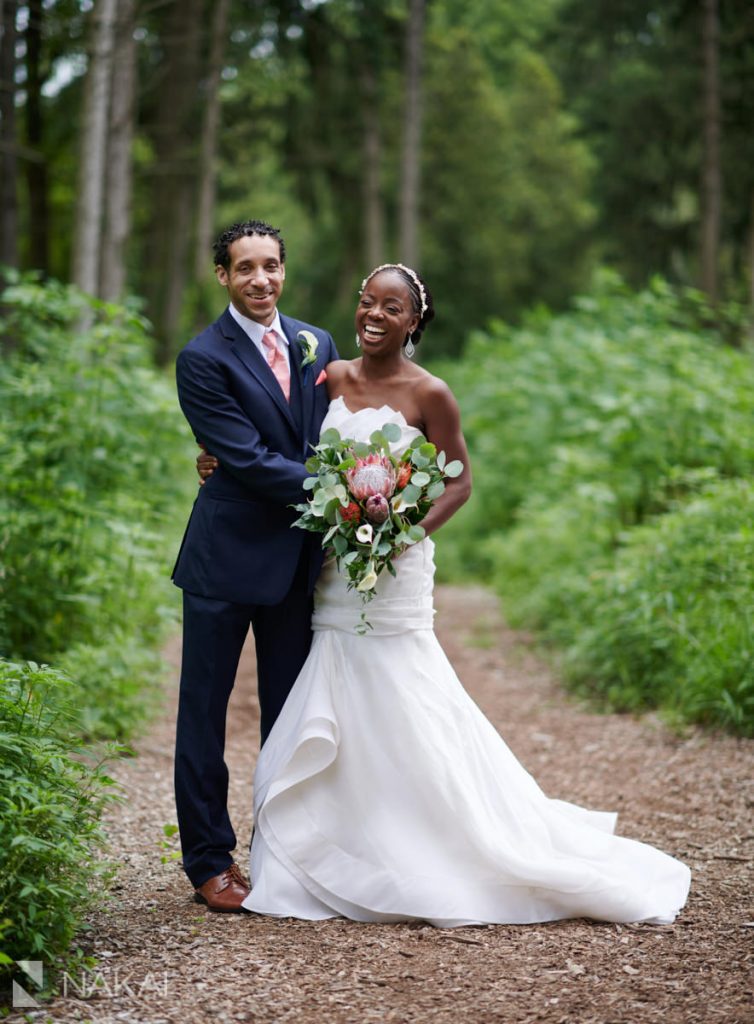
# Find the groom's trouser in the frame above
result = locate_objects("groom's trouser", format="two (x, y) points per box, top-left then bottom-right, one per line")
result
(174, 556), (313, 888)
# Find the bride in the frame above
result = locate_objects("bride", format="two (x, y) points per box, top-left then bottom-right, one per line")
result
(208, 263), (691, 927)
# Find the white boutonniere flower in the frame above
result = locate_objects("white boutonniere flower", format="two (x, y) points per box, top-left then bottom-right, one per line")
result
(297, 330), (319, 369)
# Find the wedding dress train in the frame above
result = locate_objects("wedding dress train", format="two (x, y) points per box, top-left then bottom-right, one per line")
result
(242, 397), (691, 927)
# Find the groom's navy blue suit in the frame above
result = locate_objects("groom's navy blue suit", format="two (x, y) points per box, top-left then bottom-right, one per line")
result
(173, 306), (337, 887)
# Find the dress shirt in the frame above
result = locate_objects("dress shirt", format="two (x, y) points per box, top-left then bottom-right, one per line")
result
(228, 304), (290, 371)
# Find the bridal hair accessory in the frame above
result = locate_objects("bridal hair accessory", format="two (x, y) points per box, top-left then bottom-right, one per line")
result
(360, 263), (428, 319)
(405, 335), (416, 359)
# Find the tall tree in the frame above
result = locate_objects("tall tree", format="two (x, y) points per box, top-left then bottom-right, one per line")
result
(100, 0), (136, 301)
(143, 0), (204, 363)
(701, 0), (721, 302)
(194, 0), (229, 284)
(24, 0), (49, 272)
(399, 0), (425, 268)
(72, 0), (117, 295)
(361, 63), (385, 270)
(0, 0), (19, 270)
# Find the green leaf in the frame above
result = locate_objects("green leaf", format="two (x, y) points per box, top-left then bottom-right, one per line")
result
(407, 524), (426, 543)
(411, 471), (431, 487)
(382, 422), (402, 442)
(320, 428), (343, 445)
(426, 480), (446, 500)
(444, 460), (464, 478)
(400, 484), (421, 504)
(332, 533), (348, 556)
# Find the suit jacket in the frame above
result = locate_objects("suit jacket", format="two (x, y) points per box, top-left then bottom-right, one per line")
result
(172, 307), (338, 605)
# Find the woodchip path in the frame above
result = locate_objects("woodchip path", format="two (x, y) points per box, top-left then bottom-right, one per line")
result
(9, 585), (753, 1023)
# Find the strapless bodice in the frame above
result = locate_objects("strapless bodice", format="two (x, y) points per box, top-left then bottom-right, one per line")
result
(311, 397), (435, 636)
(319, 396), (423, 453)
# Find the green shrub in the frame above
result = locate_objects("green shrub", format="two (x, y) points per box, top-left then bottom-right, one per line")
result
(0, 661), (117, 970)
(0, 272), (192, 737)
(0, 273), (194, 976)
(433, 272), (754, 732)
(560, 479), (754, 734)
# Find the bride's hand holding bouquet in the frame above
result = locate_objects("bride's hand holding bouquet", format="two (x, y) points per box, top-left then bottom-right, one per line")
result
(291, 422), (463, 605)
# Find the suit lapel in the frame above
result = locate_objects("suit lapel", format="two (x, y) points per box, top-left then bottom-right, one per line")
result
(220, 309), (298, 435)
(281, 316), (314, 452)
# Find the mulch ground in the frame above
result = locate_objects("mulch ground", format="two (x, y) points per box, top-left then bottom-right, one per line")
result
(8, 586), (753, 1024)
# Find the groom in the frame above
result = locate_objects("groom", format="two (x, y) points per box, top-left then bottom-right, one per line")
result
(172, 220), (337, 912)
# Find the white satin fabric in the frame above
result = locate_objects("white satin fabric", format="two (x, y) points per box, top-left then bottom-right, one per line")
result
(243, 398), (690, 926)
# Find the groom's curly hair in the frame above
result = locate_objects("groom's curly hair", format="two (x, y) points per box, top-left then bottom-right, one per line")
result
(213, 220), (286, 270)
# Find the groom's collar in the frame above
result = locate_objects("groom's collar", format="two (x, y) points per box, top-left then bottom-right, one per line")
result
(227, 303), (288, 347)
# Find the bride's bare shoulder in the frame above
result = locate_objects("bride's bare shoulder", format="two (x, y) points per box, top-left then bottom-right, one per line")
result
(414, 367), (457, 409)
(325, 358), (357, 392)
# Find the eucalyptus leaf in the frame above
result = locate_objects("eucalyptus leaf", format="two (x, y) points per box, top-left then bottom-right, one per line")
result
(332, 533), (348, 556)
(444, 460), (464, 478)
(426, 480), (446, 500)
(399, 483), (421, 505)
(411, 471), (431, 487)
(381, 422), (402, 442)
(320, 428), (343, 445)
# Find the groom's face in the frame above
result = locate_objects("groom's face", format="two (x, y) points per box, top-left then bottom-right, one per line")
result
(216, 234), (285, 326)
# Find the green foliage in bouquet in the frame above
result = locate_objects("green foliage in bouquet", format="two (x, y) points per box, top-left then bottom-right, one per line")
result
(434, 271), (754, 733)
(293, 423), (462, 613)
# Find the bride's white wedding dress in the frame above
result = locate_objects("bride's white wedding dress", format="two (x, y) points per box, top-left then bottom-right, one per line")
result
(242, 398), (691, 926)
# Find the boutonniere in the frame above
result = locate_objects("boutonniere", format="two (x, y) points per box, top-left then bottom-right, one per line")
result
(297, 330), (319, 369)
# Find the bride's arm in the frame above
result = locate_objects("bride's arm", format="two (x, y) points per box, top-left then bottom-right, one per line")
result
(417, 378), (472, 535)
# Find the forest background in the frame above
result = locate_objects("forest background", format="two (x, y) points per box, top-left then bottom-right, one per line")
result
(1, 0), (754, 973)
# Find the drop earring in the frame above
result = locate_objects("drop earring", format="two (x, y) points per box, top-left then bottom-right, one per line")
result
(405, 335), (416, 359)
(355, 333), (361, 348)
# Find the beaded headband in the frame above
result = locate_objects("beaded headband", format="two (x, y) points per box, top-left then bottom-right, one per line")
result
(359, 263), (428, 318)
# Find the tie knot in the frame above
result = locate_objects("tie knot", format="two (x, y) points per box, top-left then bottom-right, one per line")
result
(262, 330), (277, 355)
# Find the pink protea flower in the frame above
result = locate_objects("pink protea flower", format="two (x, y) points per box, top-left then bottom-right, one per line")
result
(346, 453), (396, 501)
(396, 462), (412, 489)
(365, 493), (390, 524)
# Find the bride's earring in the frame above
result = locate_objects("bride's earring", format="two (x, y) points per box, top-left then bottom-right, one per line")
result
(404, 335), (416, 359)
(355, 333), (361, 348)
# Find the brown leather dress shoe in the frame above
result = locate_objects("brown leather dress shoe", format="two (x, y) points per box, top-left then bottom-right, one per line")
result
(194, 863), (250, 913)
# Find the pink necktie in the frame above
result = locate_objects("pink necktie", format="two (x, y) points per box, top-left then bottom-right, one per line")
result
(262, 330), (290, 402)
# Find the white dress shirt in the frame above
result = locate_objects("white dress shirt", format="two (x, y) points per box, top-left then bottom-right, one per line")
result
(228, 303), (290, 371)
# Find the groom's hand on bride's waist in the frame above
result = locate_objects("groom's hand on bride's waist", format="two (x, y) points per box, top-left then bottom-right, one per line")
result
(196, 443), (218, 485)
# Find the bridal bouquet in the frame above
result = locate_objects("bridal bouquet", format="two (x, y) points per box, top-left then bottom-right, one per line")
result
(292, 422), (463, 615)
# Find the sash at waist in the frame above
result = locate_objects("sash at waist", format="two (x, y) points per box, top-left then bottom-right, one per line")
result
(312, 598), (434, 636)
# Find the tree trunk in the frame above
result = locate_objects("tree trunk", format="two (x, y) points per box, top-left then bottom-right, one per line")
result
(100, 0), (136, 302)
(362, 63), (385, 271)
(399, 0), (425, 270)
(748, 188), (754, 343)
(0, 0), (19, 271)
(194, 0), (229, 282)
(145, 0), (203, 364)
(700, 0), (721, 303)
(72, 0), (117, 296)
(24, 0), (49, 273)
